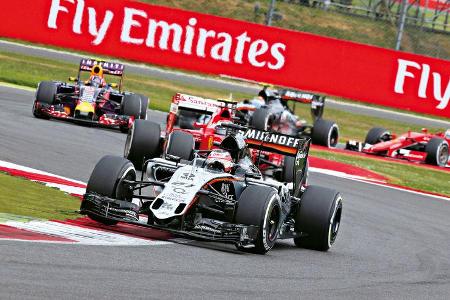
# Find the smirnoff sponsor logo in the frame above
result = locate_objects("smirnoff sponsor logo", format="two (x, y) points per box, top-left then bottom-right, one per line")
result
(240, 128), (301, 148)
(47, 0), (287, 70)
(394, 58), (450, 110)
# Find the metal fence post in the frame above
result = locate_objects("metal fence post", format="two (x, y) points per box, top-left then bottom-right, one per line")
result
(266, 0), (276, 26)
(395, 0), (408, 50)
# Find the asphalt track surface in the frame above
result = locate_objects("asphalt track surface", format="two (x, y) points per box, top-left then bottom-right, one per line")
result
(1, 86), (450, 299)
(1, 40), (449, 129)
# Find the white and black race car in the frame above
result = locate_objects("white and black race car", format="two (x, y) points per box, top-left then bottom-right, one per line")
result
(80, 125), (343, 254)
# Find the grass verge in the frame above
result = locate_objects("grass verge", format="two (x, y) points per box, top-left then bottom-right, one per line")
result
(0, 172), (80, 220)
(0, 50), (252, 112)
(0, 50), (445, 141)
(311, 149), (450, 197)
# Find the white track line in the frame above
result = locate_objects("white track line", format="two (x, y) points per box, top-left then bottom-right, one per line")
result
(4, 220), (169, 246)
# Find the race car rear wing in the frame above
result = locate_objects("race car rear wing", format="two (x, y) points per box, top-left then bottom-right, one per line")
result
(79, 59), (125, 76)
(172, 93), (237, 112)
(259, 88), (325, 121)
(240, 126), (310, 195)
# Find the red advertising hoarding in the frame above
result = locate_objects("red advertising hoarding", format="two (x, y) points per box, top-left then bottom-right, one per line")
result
(0, 0), (449, 118)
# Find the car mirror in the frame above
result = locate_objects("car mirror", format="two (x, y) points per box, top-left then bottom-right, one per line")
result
(68, 77), (77, 82)
(110, 83), (118, 88)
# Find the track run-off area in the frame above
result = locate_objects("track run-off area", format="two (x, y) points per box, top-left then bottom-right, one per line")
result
(1, 85), (450, 298)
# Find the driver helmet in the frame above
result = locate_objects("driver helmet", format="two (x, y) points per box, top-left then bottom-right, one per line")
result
(205, 149), (234, 173)
(445, 129), (450, 139)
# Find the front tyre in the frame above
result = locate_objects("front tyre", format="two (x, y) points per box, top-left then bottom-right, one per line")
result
(36, 81), (57, 105)
(84, 155), (137, 225)
(124, 120), (161, 171)
(32, 100), (49, 119)
(425, 138), (449, 167)
(235, 185), (281, 254)
(294, 186), (343, 251)
(364, 127), (390, 145)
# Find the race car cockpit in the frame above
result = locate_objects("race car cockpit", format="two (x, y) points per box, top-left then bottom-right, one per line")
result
(217, 134), (261, 177)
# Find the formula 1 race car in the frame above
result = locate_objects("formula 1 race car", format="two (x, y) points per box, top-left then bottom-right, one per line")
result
(124, 93), (301, 183)
(81, 126), (343, 254)
(32, 58), (148, 132)
(236, 87), (339, 148)
(345, 127), (450, 167)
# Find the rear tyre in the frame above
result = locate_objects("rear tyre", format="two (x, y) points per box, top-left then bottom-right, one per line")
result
(251, 107), (272, 130)
(311, 119), (339, 147)
(425, 138), (449, 167)
(85, 155), (137, 225)
(137, 94), (149, 120)
(124, 120), (161, 171)
(165, 131), (195, 161)
(364, 127), (390, 145)
(36, 81), (57, 104)
(235, 185), (281, 254)
(281, 156), (295, 183)
(294, 186), (342, 251)
(121, 94), (141, 119)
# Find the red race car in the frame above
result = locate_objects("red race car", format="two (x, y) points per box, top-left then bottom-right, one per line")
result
(345, 127), (450, 167)
(32, 58), (148, 132)
(124, 93), (299, 182)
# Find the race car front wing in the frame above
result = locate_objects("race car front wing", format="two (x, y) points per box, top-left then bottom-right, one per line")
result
(81, 192), (259, 247)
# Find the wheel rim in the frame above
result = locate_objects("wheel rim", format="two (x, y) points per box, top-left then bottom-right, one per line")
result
(437, 144), (449, 166)
(328, 126), (339, 147)
(328, 197), (342, 247)
(267, 204), (280, 242)
(115, 166), (136, 201)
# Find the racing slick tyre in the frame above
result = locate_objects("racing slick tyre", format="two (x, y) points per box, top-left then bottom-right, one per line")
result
(281, 156), (295, 183)
(311, 119), (339, 147)
(32, 101), (50, 119)
(364, 127), (391, 145)
(121, 94), (141, 119)
(235, 185), (282, 254)
(165, 131), (195, 161)
(124, 120), (161, 171)
(294, 186), (342, 251)
(137, 94), (149, 120)
(85, 155), (137, 225)
(34, 81), (57, 119)
(36, 81), (57, 104)
(251, 107), (272, 130)
(425, 138), (449, 167)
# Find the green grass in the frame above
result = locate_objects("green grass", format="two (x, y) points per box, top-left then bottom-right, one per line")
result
(0, 172), (80, 220)
(140, 0), (449, 60)
(0, 50), (252, 112)
(311, 149), (450, 197)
